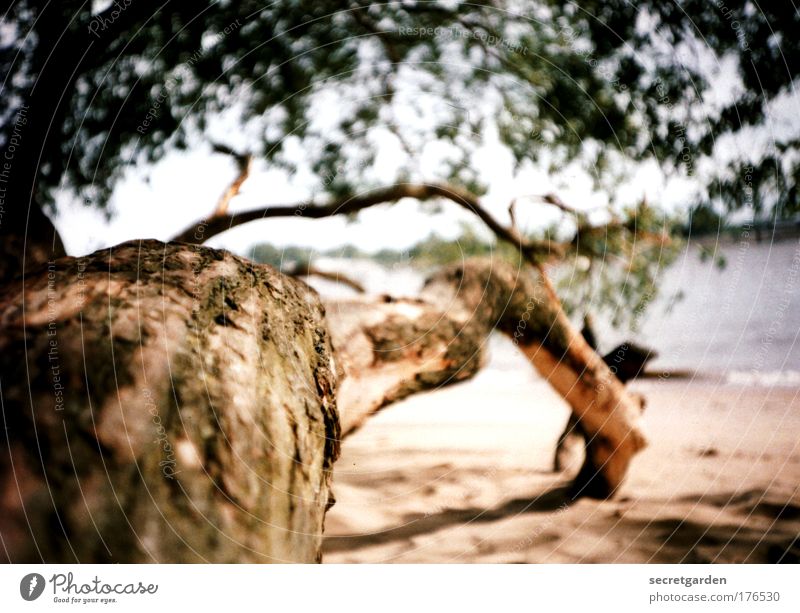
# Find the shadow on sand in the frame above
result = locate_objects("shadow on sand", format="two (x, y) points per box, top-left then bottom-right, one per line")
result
(324, 484), (800, 563)
(324, 483), (576, 554)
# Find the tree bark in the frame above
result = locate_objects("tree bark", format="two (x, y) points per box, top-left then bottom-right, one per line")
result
(0, 5), (86, 284)
(1, 2), (160, 285)
(0, 199), (66, 284)
(0, 240), (340, 562)
(328, 259), (647, 498)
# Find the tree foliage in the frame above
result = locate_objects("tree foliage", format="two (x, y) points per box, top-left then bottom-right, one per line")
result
(3, 1), (796, 216)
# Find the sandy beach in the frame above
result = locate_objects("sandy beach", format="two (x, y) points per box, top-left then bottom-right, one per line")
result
(324, 360), (800, 563)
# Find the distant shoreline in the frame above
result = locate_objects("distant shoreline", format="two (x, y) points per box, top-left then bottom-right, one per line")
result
(688, 222), (800, 246)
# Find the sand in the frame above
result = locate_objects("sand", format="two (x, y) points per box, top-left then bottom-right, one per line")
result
(323, 373), (800, 563)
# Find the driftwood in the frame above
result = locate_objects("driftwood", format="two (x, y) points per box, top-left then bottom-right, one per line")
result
(0, 240), (339, 562)
(328, 259), (647, 498)
(554, 319), (657, 476)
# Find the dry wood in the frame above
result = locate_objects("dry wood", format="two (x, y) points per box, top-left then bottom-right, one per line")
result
(288, 261), (366, 294)
(328, 258), (647, 498)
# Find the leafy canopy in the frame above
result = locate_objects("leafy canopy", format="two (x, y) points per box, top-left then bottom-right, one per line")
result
(3, 1), (798, 218)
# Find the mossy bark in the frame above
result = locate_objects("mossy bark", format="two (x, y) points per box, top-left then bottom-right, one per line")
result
(0, 240), (339, 562)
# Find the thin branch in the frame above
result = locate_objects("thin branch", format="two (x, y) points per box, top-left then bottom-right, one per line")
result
(511, 193), (593, 225)
(172, 182), (563, 261)
(288, 262), (366, 294)
(348, 4), (402, 64)
(539, 193), (586, 218)
(508, 198), (519, 232)
(346, 7), (418, 161)
(515, 193), (672, 255)
(211, 143), (253, 217)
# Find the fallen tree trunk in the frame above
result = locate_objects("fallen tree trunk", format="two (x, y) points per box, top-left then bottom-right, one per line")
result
(0, 240), (340, 563)
(0, 241), (646, 564)
(328, 259), (647, 498)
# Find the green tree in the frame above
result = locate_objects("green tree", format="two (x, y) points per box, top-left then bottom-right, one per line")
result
(2, 1), (796, 283)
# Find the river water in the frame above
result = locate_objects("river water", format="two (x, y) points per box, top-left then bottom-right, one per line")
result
(618, 238), (800, 383)
(308, 238), (800, 387)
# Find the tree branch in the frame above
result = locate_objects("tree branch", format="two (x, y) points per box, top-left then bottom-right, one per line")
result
(288, 262), (366, 294)
(211, 143), (253, 217)
(328, 258), (647, 498)
(172, 182), (564, 260)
